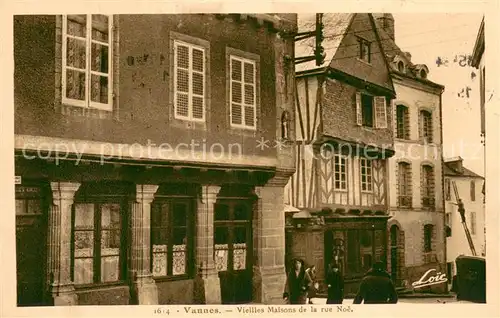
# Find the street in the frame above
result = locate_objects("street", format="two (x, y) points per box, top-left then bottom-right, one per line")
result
(310, 297), (463, 304)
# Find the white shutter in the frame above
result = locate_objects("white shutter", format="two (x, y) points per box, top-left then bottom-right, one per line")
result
(230, 58), (242, 125)
(191, 47), (205, 120)
(374, 96), (388, 129)
(174, 42), (190, 118)
(356, 92), (362, 126)
(243, 62), (256, 127)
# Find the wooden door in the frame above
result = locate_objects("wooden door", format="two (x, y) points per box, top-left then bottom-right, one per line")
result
(16, 186), (48, 306)
(214, 200), (253, 304)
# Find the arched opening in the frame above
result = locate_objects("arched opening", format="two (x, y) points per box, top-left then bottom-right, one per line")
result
(397, 61), (405, 72)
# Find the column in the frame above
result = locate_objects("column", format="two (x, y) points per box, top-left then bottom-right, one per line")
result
(129, 184), (159, 305)
(194, 185), (221, 304)
(48, 181), (80, 306)
(253, 174), (289, 304)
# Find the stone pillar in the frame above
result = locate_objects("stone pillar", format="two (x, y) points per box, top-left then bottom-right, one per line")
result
(195, 185), (221, 304)
(48, 181), (80, 306)
(129, 184), (159, 305)
(253, 175), (289, 304)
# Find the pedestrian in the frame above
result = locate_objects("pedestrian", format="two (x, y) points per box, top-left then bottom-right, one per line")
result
(325, 262), (344, 304)
(283, 258), (312, 304)
(353, 261), (398, 304)
(305, 265), (319, 304)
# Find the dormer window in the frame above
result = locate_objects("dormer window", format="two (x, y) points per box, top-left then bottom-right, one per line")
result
(357, 37), (371, 63)
(415, 64), (429, 80)
(397, 61), (405, 73)
(420, 69), (427, 79)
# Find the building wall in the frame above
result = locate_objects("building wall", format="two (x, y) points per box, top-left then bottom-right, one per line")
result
(388, 79), (445, 288)
(14, 14), (297, 165)
(445, 176), (485, 274)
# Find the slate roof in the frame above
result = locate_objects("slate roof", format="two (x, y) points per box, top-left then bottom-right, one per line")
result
(443, 161), (484, 179)
(295, 13), (354, 73)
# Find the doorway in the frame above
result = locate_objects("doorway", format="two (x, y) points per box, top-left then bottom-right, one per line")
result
(390, 225), (399, 284)
(15, 185), (48, 306)
(214, 198), (253, 304)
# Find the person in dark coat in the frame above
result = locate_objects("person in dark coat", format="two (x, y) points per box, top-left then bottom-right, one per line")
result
(305, 265), (319, 304)
(353, 261), (398, 304)
(325, 262), (344, 304)
(283, 258), (312, 304)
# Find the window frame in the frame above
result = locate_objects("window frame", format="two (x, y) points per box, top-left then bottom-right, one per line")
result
(333, 154), (348, 191)
(173, 40), (206, 122)
(357, 37), (371, 63)
(70, 199), (128, 287)
(470, 180), (476, 201)
(61, 14), (114, 111)
(420, 110), (433, 143)
(397, 161), (412, 208)
(396, 104), (410, 140)
(421, 164), (435, 208)
(229, 55), (257, 130)
(445, 178), (451, 201)
(423, 224), (433, 253)
(360, 158), (373, 193)
(470, 212), (477, 235)
(150, 198), (195, 280)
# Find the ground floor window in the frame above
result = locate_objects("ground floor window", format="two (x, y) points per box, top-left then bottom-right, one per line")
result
(72, 202), (125, 285)
(151, 199), (194, 278)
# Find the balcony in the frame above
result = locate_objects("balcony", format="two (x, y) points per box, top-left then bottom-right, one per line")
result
(397, 195), (412, 208)
(421, 197), (436, 209)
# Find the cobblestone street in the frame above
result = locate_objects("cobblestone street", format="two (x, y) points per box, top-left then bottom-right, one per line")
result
(310, 296), (462, 304)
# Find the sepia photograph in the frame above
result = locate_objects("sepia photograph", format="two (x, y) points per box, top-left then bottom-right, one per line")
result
(2, 2), (498, 317)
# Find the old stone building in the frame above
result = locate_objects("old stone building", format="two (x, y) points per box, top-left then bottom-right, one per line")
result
(374, 14), (447, 293)
(284, 13), (396, 296)
(14, 14), (297, 306)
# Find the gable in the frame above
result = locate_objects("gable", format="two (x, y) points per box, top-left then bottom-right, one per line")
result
(328, 13), (393, 92)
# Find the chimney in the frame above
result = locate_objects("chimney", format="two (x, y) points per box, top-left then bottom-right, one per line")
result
(404, 51), (412, 62)
(374, 13), (395, 41)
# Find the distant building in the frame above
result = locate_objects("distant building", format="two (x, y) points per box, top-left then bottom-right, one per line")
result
(443, 157), (485, 279)
(373, 13), (447, 293)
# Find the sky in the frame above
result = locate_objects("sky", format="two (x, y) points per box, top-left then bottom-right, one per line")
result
(392, 13), (485, 176)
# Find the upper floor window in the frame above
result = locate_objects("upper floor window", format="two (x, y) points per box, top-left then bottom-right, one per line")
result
(357, 37), (371, 63)
(396, 105), (410, 139)
(421, 164), (435, 208)
(445, 212), (452, 237)
(230, 55), (257, 129)
(356, 93), (387, 129)
(334, 155), (347, 191)
(62, 15), (113, 111)
(397, 162), (412, 208)
(470, 180), (476, 201)
(445, 178), (451, 201)
(360, 158), (373, 193)
(397, 61), (405, 73)
(174, 40), (206, 122)
(419, 110), (433, 143)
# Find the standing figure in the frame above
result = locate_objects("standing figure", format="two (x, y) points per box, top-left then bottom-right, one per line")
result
(325, 262), (344, 304)
(305, 265), (319, 304)
(283, 258), (312, 304)
(353, 261), (398, 304)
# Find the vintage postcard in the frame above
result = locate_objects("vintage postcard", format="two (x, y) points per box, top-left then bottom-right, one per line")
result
(1, 0), (498, 317)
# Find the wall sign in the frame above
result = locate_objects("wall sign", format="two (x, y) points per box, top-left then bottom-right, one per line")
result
(412, 269), (448, 289)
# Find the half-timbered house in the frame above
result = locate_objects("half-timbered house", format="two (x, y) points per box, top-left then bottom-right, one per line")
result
(284, 13), (396, 295)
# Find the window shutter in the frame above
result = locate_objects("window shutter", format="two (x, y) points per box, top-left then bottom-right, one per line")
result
(191, 48), (205, 120)
(231, 58), (243, 125)
(243, 62), (256, 127)
(356, 92), (362, 126)
(175, 43), (190, 118)
(374, 96), (388, 129)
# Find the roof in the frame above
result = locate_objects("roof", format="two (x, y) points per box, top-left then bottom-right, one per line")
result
(295, 13), (354, 73)
(443, 162), (484, 179)
(373, 16), (444, 88)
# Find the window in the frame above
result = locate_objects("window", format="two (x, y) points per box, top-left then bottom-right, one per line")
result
(424, 224), (433, 253)
(356, 93), (387, 128)
(334, 155), (347, 190)
(151, 200), (193, 278)
(419, 69), (427, 79)
(419, 110), (433, 143)
(62, 15), (113, 111)
(470, 212), (476, 235)
(445, 178), (451, 201)
(470, 180), (476, 201)
(358, 38), (371, 63)
(360, 158), (373, 192)
(445, 212), (452, 237)
(174, 40), (206, 121)
(397, 162), (412, 207)
(72, 203), (123, 285)
(230, 56), (256, 129)
(397, 61), (405, 72)
(421, 164), (435, 207)
(396, 105), (410, 139)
